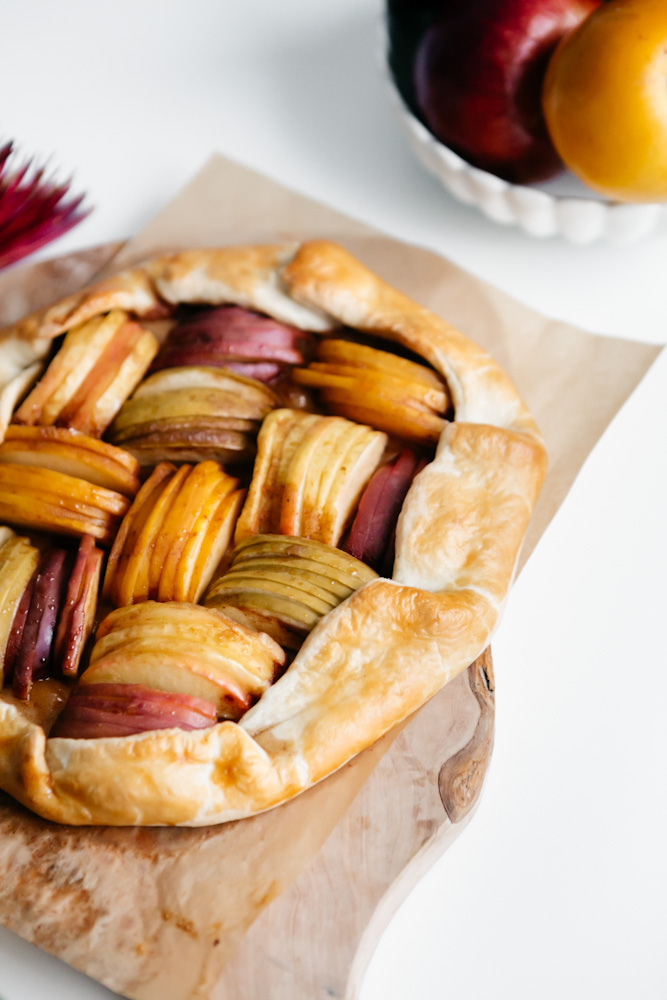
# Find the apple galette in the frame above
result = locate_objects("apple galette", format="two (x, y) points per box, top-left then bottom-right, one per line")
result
(0, 241), (547, 825)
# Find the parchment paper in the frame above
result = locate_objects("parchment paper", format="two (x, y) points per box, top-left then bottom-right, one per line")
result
(0, 155), (661, 1000)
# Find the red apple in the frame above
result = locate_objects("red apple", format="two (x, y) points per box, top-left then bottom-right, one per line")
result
(2, 569), (37, 685)
(344, 449), (424, 572)
(53, 536), (103, 678)
(51, 682), (218, 739)
(413, 0), (600, 184)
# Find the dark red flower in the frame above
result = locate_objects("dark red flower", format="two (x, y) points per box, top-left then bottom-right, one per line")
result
(0, 141), (90, 270)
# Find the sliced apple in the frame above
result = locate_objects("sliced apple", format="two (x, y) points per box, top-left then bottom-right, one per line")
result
(80, 649), (253, 719)
(103, 462), (177, 601)
(0, 362), (42, 441)
(59, 324), (159, 437)
(344, 449), (422, 570)
(112, 387), (272, 434)
(322, 392), (446, 445)
(177, 484), (244, 603)
(0, 533), (41, 683)
(0, 426), (140, 496)
(50, 683), (218, 739)
(2, 568), (37, 686)
(316, 339), (446, 390)
(234, 410), (322, 541)
(205, 588), (317, 649)
(93, 602), (283, 690)
(0, 464), (128, 545)
(132, 365), (278, 410)
(154, 356), (284, 382)
(13, 311), (129, 426)
(233, 534), (378, 586)
(278, 417), (346, 539)
(221, 555), (355, 600)
(219, 566), (340, 611)
(13, 548), (69, 700)
(56, 542), (103, 678)
(296, 363), (449, 412)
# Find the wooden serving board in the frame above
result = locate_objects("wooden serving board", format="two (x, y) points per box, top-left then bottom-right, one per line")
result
(0, 243), (496, 1000)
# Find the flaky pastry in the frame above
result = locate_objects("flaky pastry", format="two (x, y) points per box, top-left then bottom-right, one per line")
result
(0, 241), (547, 825)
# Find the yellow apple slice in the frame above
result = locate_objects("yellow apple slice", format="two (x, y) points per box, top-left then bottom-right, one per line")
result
(0, 362), (42, 440)
(278, 416), (349, 539)
(93, 602), (284, 687)
(156, 461), (226, 602)
(322, 393), (446, 445)
(301, 421), (370, 540)
(0, 426), (140, 496)
(299, 363), (449, 413)
(111, 387), (271, 436)
(316, 339), (446, 390)
(317, 425), (388, 544)
(0, 492), (116, 544)
(63, 325), (159, 437)
(132, 366), (278, 410)
(0, 462), (129, 517)
(103, 462), (176, 601)
(13, 311), (128, 426)
(41, 312), (130, 426)
(234, 409), (315, 541)
(0, 534), (41, 681)
(177, 481), (243, 603)
(115, 463), (191, 607)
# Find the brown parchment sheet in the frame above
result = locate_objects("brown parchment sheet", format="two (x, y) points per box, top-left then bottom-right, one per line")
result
(0, 155), (662, 1000)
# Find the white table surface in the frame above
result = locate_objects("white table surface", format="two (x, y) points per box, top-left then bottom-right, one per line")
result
(2, 1), (666, 998)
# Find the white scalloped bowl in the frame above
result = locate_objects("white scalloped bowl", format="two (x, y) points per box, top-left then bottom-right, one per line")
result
(385, 69), (666, 246)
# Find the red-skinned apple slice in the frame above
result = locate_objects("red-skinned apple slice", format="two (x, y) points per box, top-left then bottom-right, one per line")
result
(171, 306), (307, 347)
(151, 353), (283, 382)
(12, 548), (69, 700)
(54, 537), (104, 678)
(0, 534), (41, 681)
(344, 449), (423, 571)
(50, 683), (218, 739)
(1, 562), (38, 685)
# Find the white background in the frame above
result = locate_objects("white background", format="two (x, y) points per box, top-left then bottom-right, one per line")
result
(1, 1), (666, 998)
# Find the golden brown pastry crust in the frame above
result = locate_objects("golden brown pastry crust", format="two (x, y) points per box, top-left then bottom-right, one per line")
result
(0, 241), (547, 826)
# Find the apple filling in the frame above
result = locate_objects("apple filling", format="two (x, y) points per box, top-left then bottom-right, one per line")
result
(14, 310), (159, 437)
(150, 304), (313, 383)
(0, 530), (103, 699)
(1, 297), (453, 738)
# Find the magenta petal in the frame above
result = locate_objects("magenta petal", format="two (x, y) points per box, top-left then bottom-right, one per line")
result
(0, 141), (90, 270)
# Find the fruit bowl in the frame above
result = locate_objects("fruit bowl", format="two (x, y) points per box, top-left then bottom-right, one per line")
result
(383, 48), (665, 246)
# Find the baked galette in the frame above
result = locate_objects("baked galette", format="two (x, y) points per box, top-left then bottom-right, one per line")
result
(0, 241), (547, 825)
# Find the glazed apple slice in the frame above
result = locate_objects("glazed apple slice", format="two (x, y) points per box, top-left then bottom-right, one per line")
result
(0, 533), (41, 682)
(103, 462), (177, 602)
(234, 409), (315, 541)
(55, 541), (104, 678)
(219, 565), (340, 611)
(152, 354), (283, 382)
(278, 416), (344, 538)
(205, 587), (318, 649)
(322, 392), (446, 445)
(132, 365), (279, 408)
(58, 323), (159, 437)
(223, 555), (355, 601)
(171, 305), (306, 344)
(233, 534), (378, 586)
(2, 568), (38, 686)
(13, 311), (129, 426)
(316, 339), (446, 390)
(344, 449), (423, 571)
(50, 683), (218, 739)
(0, 426), (140, 496)
(155, 462), (226, 603)
(80, 649), (253, 719)
(177, 483), (243, 603)
(297, 363), (449, 412)
(12, 548), (69, 700)
(116, 463), (192, 607)
(0, 362), (42, 441)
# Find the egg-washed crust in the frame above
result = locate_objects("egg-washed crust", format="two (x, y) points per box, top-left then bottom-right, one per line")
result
(0, 240), (547, 826)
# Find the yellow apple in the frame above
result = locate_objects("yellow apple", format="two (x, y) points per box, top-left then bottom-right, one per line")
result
(543, 0), (667, 201)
